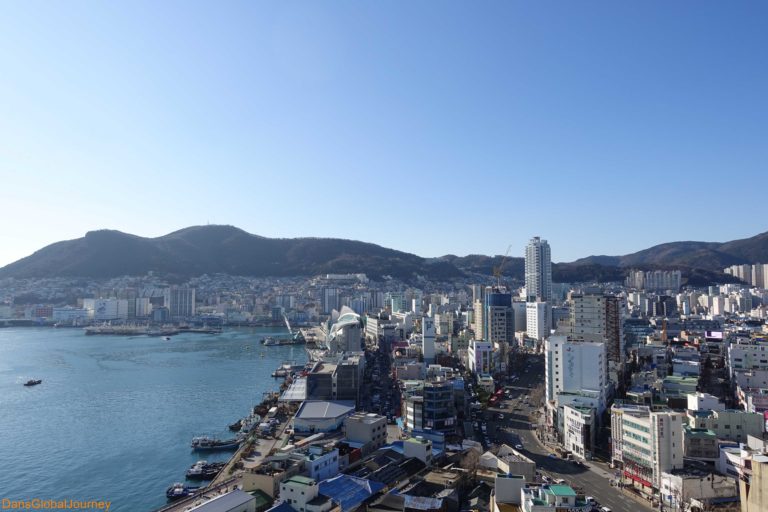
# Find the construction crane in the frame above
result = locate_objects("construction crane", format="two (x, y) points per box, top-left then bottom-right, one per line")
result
(492, 244), (514, 289)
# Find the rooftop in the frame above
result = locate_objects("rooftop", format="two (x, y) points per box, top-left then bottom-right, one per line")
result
(347, 412), (386, 424)
(544, 485), (576, 497)
(286, 475), (316, 486)
(188, 489), (255, 512)
(296, 400), (355, 420)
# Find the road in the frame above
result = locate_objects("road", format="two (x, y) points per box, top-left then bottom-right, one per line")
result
(479, 352), (655, 512)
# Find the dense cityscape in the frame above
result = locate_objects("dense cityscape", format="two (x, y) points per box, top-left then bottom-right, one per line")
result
(3, 236), (768, 512)
(2, 3), (767, 512)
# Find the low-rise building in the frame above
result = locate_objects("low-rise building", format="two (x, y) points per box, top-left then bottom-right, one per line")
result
(611, 403), (685, 492)
(188, 489), (257, 512)
(686, 409), (765, 443)
(521, 485), (590, 512)
(660, 467), (738, 512)
(293, 401), (355, 434)
(344, 412), (387, 453)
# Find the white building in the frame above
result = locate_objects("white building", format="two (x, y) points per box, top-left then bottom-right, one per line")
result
(521, 484), (590, 512)
(304, 446), (339, 482)
(545, 336), (607, 413)
(526, 302), (550, 341)
(687, 392), (725, 412)
(422, 316), (435, 364)
(563, 404), (595, 460)
(468, 339), (493, 375)
(525, 236), (552, 302)
(82, 298), (129, 321)
(403, 436), (432, 465)
(279, 476), (332, 512)
(611, 403), (685, 491)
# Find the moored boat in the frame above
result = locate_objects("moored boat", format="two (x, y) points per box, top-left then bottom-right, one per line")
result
(166, 482), (200, 501)
(185, 460), (226, 481)
(190, 436), (242, 451)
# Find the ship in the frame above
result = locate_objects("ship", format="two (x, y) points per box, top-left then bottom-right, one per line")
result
(185, 460), (226, 481)
(166, 483), (200, 501)
(23, 379), (42, 386)
(190, 436), (242, 452)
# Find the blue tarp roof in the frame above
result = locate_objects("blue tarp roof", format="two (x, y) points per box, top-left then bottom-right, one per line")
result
(319, 475), (385, 512)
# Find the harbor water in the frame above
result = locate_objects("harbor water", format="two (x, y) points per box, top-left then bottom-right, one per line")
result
(0, 327), (306, 511)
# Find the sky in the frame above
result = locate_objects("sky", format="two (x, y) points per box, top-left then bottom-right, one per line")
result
(1, 1), (767, 267)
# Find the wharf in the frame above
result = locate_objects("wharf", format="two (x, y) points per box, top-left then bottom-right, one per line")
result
(210, 410), (293, 486)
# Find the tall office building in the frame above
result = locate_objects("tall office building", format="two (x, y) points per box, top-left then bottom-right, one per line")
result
(164, 287), (196, 318)
(484, 290), (514, 346)
(525, 236), (552, 302)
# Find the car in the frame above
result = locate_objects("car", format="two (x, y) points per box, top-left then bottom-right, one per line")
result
(541, 475), (551, 483)
(514, 444), (523, 450)
(547, 453), (557, 459)
(554, 478), (565, 484)
(497, 413), (504, 420)
(585, 497), (596, 505)
(599, 507), (612, 512)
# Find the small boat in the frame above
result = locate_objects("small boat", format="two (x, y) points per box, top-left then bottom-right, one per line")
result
(228, 419), (243, 431)
(163, 336), (171, 341)
(166, 482), (200, 501)
(185, 460), (226, 481)
(261, 336), (279, 346)
(190, 436), (242, 452)
(23, 379), (42, 387)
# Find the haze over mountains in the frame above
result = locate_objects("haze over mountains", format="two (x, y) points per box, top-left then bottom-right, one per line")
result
(0, 225), (766, 284)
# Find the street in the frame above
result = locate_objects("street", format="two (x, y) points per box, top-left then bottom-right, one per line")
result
(479, 352), (655, 512)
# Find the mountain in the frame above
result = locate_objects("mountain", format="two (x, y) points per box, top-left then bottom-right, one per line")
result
(0, 226), (463, 281)
(571, 231), (768, 270)
(2, 226), (764, 284)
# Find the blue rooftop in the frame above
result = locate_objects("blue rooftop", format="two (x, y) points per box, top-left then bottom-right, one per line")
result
(319, 475), (385, 512)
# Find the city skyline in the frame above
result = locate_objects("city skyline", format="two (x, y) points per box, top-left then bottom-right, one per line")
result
(1, 2), (767, 267)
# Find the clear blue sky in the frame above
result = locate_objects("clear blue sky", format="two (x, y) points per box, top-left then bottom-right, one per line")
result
(1, 1), (766, 267)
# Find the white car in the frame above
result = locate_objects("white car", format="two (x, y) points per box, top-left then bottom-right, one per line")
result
(599, 507), (612, 512)
(514, 443), (523, 450)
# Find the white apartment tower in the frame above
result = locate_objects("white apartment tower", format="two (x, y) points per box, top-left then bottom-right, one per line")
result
(525, 237), (552, 302)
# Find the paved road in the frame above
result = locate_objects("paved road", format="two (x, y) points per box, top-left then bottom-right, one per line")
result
(481, 352), (655, 512)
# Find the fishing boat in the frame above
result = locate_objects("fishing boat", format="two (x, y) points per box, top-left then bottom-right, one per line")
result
(166, 483), (200, 501)
(185, 460), (226, 481)
(190, 436), (242, 452)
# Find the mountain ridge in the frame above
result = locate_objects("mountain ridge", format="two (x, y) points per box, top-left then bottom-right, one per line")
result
(1, 225), (765, 284)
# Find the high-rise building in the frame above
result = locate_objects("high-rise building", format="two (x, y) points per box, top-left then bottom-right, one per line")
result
(484, 290), (514, 346)
(422, 316), (435, 364)
(525, 236), (552, 302)
(625, 270), (682, 292)
(526, 301), (551, 340)
(568, 291), (625, 380)
(473, 296), (484, 341)
(164, 287), (195, 318)
(321, 288), (340, 315)
(545, 336), (607, 414)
